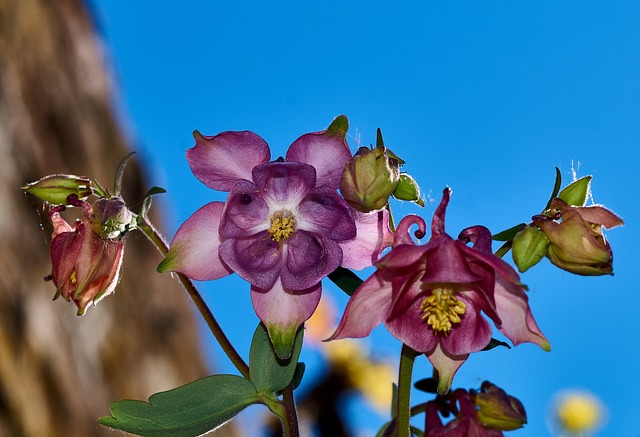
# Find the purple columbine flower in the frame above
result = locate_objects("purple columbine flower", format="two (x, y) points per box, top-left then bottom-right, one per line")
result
(328, 188), (549, 393)
(159, 116), (393, 358)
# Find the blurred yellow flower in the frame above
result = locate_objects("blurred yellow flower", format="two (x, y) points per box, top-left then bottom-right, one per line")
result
(553, 390), (604, 435)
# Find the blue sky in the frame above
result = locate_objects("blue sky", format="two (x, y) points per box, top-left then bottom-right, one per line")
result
(89, 1), (639, 435)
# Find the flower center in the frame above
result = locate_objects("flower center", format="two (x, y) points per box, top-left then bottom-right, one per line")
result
(420, 287), (466, 334)
(268, 211), (296, 243)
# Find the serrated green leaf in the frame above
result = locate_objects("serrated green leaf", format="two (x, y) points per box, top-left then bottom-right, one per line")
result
(98, 374), (260, 437)
(492, 223), (526, 242)
(328, 267), (363, 297)
(249, 323), (303, 393)
(557, 176), (591, 207)
(512, 226), (549, 273)
(481, 338), (512, 351)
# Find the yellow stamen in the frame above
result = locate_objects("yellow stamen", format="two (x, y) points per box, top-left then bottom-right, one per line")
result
(420, 288), (466, 334)
(268, 211), (296, 242)
(70, 271), (77, 285)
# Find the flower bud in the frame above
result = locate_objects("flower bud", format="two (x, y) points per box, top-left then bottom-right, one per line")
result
(22, 174), (92, 205)
(473, 381), (527, 431)
(49, 197), (127, 315)
(392, 173), (425, 206)
(512, 224), (549, 273)
(533, 198), (623, 275)
(90, 196), (136, 239)
(340, 146), (400, 213)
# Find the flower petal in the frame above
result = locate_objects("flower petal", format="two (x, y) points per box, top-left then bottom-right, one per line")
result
(494, 277), (551, 351)
(285, 116), (352, 189)
(297, 187), (356, 241)
(280, 231), (342, 290)
(385, 289), (438, 353)
(573, 205), (624, 229)
(187, 130), (270, 192)
(252, 162), (316, 206)
(421, 237), (481, 284)
(426, 344), (468, 395)
(394, 214), (427, 246)
(219, 232), (282, 290)
(339, 209), (394, 270)
(219, 179), (269, 238)
(251, 279), (321, 359)
(158, 202), (233, 281)
(327, 271), (393, 341)
(438, 294), (493, 356)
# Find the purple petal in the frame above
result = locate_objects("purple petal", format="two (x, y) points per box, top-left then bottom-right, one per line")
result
(219, 179), (269, 238)
(158, 202), (233, 281)
(385, 286), (438, 353)
(394, 214), (427, 245)
(339, 209), (394, 270)
(280, 231), (342, 290)
(252, 162), (316, 205)
(377, 244), (427, 271)
(426, 344), (468, 395)
(187, 130), (270, 192)
(297, 187), (356, 241)
(50, 225), (81, 295)
(494, 277), (551, 351)
(421, 237), (481, 284)
(252, 279), (322, 359)
(326, 272), (393, 341)
(285, 118), (352, 189)
(431, 188), (452, 237)
(439, 294), (493, 356)
(219, 233), (282, 290)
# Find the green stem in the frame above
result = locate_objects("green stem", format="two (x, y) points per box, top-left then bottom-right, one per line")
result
(396, 344), (419, 437)
(137, 217), (250, 379)
(281, 385), (299, 437)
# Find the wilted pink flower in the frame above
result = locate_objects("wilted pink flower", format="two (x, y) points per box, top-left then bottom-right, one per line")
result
(472, 381), (527, 431)
(533, 198), (623, 275)
(49, 195), (129, 315)
(159, 117), (393, 357)
(329, 188), (549, 393)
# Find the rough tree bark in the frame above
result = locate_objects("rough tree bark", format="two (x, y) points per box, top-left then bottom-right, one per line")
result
(0, 0), (238, 436)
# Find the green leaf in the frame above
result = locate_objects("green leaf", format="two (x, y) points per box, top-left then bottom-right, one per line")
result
(512, 225), (549, 273)
(543, 167), (562, 211)
(375, 421), (393, 437)
(413, 377), (438, 394)
(98, 374), (260, 437)
(139, 186), (167, 219)
(391, 383), (398, 419)
(557, 176), (592, 207)
(328, 267), (363, 297)
(492, 223), (526, 242)
(376, 128), (385, 147)
(249, 323), (303, 393)
(326, 115), (349, 137)
(481, 338), (512, 351)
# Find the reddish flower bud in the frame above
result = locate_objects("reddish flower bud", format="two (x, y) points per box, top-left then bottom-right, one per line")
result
(49, 196), (131, 315)
(532, 199), (623, 275)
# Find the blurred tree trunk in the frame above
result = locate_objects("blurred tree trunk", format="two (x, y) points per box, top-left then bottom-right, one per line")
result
(0, 0), (238, 436)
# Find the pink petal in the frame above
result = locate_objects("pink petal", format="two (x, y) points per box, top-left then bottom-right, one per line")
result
(219, 179), (269, 238)
(439, 294), (493, 356)
(187, 130), (270, 192)
(394, 214), (427, 245)
(385, 287), (438, 353)
(326, 272), (393, 341)
(426, 344), (468, 395)
(494, 277), (551, 351)
(339, 209), (394, 270)
(219, 232), (282, 290)
(285, 116), (352, 189)
(50, 223), (82, 298)
(252, 162), (316, 204)
(574, 205), (624, 229)
(251, 279), (321, 359)
(297, 188), (356, 242)
(281, 231), (342, 290)
(421, 237), (481, 284)
(158, 202), (233, 281)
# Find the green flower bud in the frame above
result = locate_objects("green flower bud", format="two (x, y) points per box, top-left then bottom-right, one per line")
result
(392, 173), (424, 206)
(340, 146), (400, 213)
(512, 224), (549, 273)
(90, 196), (136, 239)
(473, 381), (527, 431)
(22, 174), (92, 205)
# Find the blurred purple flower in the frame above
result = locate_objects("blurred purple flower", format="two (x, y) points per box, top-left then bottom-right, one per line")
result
(329, 188), (549, 393)
(159, 117), (393, 357)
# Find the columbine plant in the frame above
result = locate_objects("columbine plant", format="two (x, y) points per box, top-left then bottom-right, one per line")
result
(23, 116), (623, 437)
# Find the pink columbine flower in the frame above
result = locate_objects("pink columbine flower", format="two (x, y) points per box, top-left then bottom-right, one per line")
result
(425, 390), (505, 437)
(49, 195), (129, 315)
(159, 116), (393, 357)
(328, 188), (549, 393)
